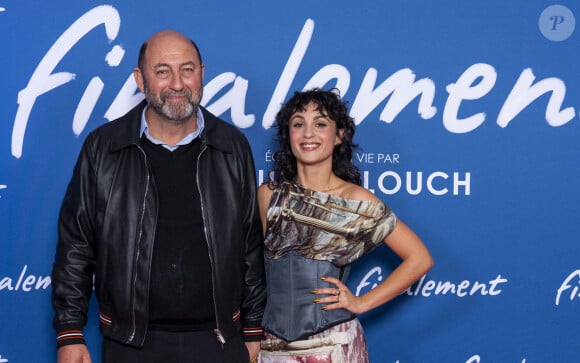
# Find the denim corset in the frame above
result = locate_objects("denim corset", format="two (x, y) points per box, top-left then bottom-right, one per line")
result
(262, 251), (355, 342)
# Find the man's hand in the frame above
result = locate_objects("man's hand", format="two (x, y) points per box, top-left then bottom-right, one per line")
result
(57, 344), (92, 363)
(245, 341), (260, 363)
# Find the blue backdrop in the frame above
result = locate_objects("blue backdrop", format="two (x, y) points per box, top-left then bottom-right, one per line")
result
(1, 1), (579, 362)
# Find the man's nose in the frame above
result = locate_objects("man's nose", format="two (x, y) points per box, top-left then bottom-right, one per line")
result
(170, 73), (184, 90)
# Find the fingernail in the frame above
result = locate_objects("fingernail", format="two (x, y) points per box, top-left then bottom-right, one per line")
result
(320, 276), (327, 281)
(313, 299), (320, 303)
(322, 306), (328, 310)
(311, 290), (319, 294)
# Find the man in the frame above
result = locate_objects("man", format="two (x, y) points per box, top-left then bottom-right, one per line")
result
(51, 30), (265, 362)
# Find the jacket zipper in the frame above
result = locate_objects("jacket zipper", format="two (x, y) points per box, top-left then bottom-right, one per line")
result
(128, 145), (151, 343)
(196, 144), (226, 345)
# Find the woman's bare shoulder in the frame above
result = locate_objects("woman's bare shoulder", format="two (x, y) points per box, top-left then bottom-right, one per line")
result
(343, 183), (381, 202)
(258, 182), (275, 195)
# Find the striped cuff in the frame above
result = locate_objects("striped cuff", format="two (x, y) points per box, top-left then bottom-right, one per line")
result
(56, 329), (85, 348)
(243, 326), (264, 341)
(100, 312), (112, 327)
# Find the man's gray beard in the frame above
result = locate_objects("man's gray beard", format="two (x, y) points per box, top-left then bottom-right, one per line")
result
(159, 99), (195, 123)
(146, 88), (201, 123)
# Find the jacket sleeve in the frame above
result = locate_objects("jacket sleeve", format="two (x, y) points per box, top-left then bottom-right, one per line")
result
(51, 136), (98, 347)
(238, 136), (267, 342)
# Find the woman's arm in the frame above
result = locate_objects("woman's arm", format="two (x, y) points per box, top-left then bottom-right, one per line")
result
(318, 219), (433, 314)
(257, 183), (274, 236)
(314, 184), (434, 314)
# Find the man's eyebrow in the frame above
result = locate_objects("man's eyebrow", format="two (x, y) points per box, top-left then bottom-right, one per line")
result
(153, 61), (196, 69)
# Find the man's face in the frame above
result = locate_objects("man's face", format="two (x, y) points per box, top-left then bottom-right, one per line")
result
(136, 32), (204, 123)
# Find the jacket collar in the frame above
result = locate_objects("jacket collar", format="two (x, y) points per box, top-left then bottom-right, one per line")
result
(109, 100), (232, 154)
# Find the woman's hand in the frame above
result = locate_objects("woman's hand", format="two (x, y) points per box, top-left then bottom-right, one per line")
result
(312, 276), (368, 315)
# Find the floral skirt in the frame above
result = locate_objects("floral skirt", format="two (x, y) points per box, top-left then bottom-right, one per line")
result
(259, 318), (369, 363)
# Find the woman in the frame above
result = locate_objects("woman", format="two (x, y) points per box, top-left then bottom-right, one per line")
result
(257, 88), (434, 362)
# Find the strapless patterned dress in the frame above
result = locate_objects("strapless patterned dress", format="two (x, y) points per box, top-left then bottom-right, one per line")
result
(259, 182), (397, 363)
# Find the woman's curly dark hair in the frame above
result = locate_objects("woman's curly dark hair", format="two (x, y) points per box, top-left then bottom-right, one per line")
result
(271, 88), (361, 186)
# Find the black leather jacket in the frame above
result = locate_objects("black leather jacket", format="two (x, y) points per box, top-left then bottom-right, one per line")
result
(51, 101), (265, 347)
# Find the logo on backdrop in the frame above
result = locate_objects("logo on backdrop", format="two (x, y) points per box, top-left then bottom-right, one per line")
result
(355, 267), (508, 298)
(382, 358), (527, 363)
(466, 356), (527, 363)
(11, 5), (131, 159)
(260, 151), (471, 196)
(357, 152), (470, 196)
(9, 6), (579, 159)
(555, 269), (580, 305)
(539, 5), (575, 41)
(362, 170), (471, 196)
(0, 265), (51, 292)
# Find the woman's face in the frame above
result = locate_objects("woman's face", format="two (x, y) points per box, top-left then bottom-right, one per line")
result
(288, 102), (343, 167)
